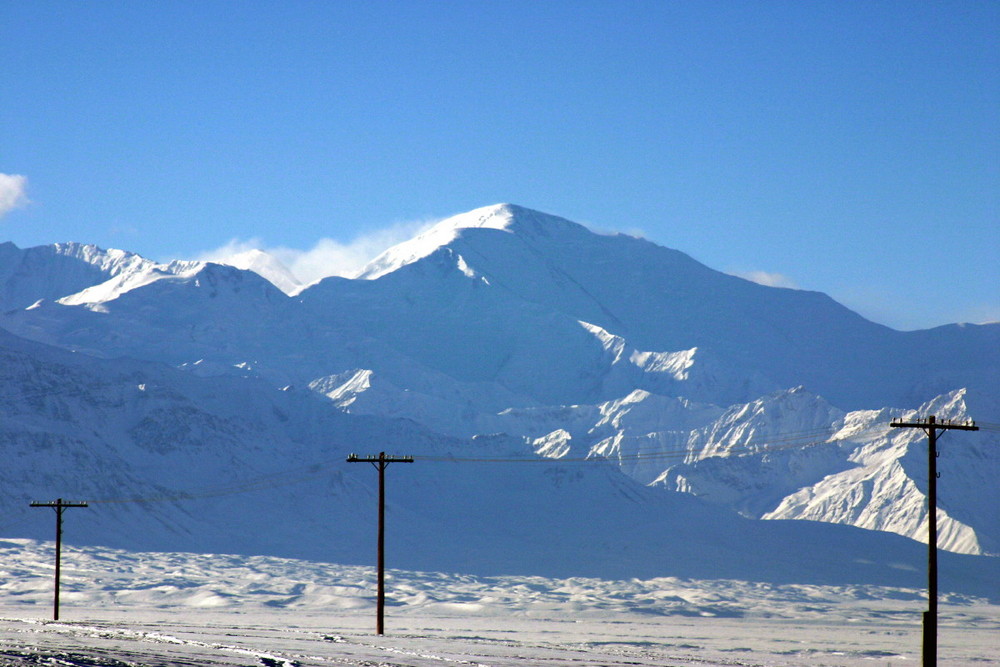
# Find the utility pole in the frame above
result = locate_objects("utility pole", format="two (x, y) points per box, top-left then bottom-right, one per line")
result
(346, 452), (413, 635)
(29, 498), (89, 621)
(890, 415), (978, 667)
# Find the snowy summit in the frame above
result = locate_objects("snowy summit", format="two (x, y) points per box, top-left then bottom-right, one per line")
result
(355, 203), (588, 280)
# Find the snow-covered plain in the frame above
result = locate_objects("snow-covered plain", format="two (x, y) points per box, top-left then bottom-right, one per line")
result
(1, 539), (998, 666)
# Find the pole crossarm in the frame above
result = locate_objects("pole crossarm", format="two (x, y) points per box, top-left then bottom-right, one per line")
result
(30, 500), (89, 509)
(347, 454), (414, 464)
(888, 414), (978, 667)
(890, 417), (978, 435)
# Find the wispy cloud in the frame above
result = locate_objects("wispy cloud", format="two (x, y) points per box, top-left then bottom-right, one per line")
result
(109, 223), (139, 237)
(0, 173), (29, 218)
(732, 270), (799, 289)
(194, 217), (439, 285)
(969, 304), (1000, 325)
(834, 288), (1000, 331)
(581, 219), (645, 239)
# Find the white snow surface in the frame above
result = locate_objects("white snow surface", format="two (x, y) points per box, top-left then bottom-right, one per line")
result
(214, 248), (303, 295)
(355, 204), (556, 280)
(313, 362), (999, 555)
(2, 204), (1000, 594)
(0, 242), (154, 310)
(57, 259), (203, 307)
(761, 389), (996, 555)
(1, 538), (998, 667)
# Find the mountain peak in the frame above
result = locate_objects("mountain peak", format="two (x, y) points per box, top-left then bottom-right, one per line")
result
(355, 203), (590, 280)
(0, 241), (157, 310)
(213, 249), (302, 296)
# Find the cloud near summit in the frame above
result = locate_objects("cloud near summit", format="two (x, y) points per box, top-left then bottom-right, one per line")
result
(0, 173), (29, 219)
(733, 270), (799, 289)
(194, 217), (438, 285)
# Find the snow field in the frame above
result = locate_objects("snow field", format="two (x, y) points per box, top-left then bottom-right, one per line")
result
(1, 539), (998, 666)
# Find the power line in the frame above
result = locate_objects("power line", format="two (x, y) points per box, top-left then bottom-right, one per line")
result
(5, 420), (981, 509)
(86, 462), (336, 505)
(54, 424), (894, 507)
(32, 425), (881, 507)
(415, 424), (889, 464)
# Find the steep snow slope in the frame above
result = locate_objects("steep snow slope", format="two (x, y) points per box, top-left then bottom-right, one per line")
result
(2, 262), (300, 380)
(0, 326), (357, 555)
(325, 375), (997, 556)
(348, 204), (998, 411)
(645, 388), (999, 555)
(0, 241), (301, 309)
(355, 204), (536, 279)
(2, 328), (997, 592)
(0, 242), (153, 311)
(762, 389), (1000, 555)
(57, 259), (204, 307)
(301, 259), (650, 408)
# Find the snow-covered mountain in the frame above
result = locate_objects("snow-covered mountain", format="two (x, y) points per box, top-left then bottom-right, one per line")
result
(213, 248), (303, 295)
(2, 204), (998, 587)
(0, 241), (155, 310)
(9, 327), (997, 592)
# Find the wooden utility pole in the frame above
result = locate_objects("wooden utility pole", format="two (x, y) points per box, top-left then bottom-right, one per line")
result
(890, 415), (978, 667)
(29, 498), (89, 620)
(346, 452), (413, 635)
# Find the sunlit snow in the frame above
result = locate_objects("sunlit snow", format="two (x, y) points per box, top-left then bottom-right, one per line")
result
(1, 539), (997, 666)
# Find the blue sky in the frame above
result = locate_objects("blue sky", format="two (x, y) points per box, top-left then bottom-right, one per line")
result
(1, 1), (997, 330)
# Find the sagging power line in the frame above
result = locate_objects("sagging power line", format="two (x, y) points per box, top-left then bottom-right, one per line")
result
(27, 425), (874, 509)
(415, 424), (888, 464)
(21, 423), (890, 512)
(10, 413), (992, 638)
(87, 462), (335, 505)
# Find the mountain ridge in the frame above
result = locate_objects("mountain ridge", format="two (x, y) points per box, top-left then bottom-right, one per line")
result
(7, 325), (997, 592)
(2, 204), (998, 574)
